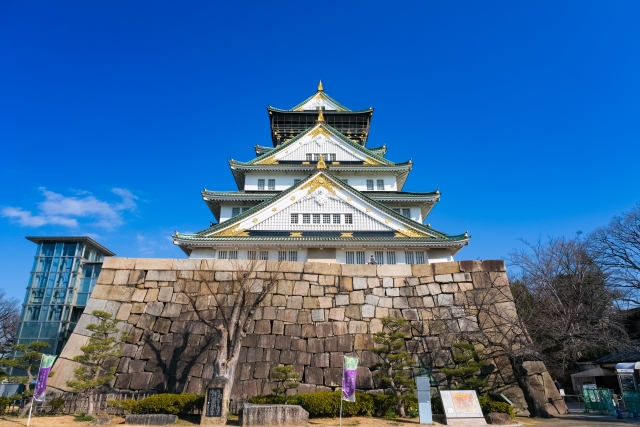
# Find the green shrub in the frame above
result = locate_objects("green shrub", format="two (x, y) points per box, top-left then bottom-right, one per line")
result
(478, 396), (515, 419)
(431, 394), (444, 414)
(49, 397), (65, 413)
(0, 396), (12, 415)
(370, 394), (417, 417)
(109, 393), (203, 415)
(74, 413), (93, 422)
(248, 391), (374, 417)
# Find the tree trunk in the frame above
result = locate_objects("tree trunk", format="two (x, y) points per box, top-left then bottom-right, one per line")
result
(88, 393), (94, 416)
(397, 393), (406, 418)
(19, 399), (32, 417)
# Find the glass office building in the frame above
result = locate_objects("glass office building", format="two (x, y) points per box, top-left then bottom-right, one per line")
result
(15, 237), (115, 354)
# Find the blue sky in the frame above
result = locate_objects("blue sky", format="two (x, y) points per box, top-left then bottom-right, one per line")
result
(1, 1), (639, 301)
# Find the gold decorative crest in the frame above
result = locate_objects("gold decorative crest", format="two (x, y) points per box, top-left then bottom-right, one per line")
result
(300, 175), (337, 195)
(214, 226), (248, 237)
(340, 232), (353, 238)
(290, 232), (303, 237)
(309, 126), (332, 139)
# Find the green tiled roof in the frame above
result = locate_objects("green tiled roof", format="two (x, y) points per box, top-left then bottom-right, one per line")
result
(177, 170), (467, 243)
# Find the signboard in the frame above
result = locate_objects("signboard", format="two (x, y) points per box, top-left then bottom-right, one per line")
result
(416, 377), (432, 424)
(206, 388), (223, 417)
(439, 390), (484, 419)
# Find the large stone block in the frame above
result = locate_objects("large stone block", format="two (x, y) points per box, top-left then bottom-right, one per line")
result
(433, 262), (460, 275)
(411, 264), (434, 276)
(135, 258), (174, 270)
(103, 257), (137, 269)
(239, 404), (309, 427)
(146, 270), (177, 282)
(125, 414), (178, 425)
(377, 264), (412, 277)
(304, 262), (341, 275)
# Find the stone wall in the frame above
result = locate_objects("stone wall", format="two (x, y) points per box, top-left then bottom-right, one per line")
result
(48, 258), (534, 414)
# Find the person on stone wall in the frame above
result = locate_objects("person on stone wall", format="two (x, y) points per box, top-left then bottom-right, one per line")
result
(369, 255), (377, 265)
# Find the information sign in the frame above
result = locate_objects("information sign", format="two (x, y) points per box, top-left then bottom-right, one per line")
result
(206, 388), (223, 417)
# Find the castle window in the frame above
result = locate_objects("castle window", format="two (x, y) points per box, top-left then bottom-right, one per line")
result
(278, 251), (287, 261)
(306, 154), (312, 161)
(268, 179), (276, 190)
(258, 179), (265, 190)
(346, 251), (354, 264)
(377, 179), (384, 190)
(402, 209), (411, 218)
(366, 180), (374, 191)
(386, 251), (396, 265)
(344, 214), (353, 224)
(356, 251), (365, 264)
(375, 251), (384, 265)
(404, 251), (414, 265)
(260, 251), (269, 260)
(232, 208), (240, 217)
(313, 214), (321, 224)
(333, 214), (341, 224)
(248, 251), (257, 260)
(323, 214), (331, 224)
(229, 251), (238, 260)
(291, 214), (299, 224)
(218, 251), (228, 260)
(416, 251), (426, 264)
(302, 214), (310, 224)
(288, 251), (298, 261)
(294, 179), (301, 185)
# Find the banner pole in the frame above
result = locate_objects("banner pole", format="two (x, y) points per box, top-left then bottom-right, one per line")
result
(340, 355), (345, 427)
(26, 396), (34, 427)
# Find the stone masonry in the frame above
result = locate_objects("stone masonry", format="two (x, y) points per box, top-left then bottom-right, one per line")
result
(47, 258), (535, 414)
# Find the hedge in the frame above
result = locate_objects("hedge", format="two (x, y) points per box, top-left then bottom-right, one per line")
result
(110, 393), (204, 415)
(247, 391), (419, 418)
(478, 395), (515, 419)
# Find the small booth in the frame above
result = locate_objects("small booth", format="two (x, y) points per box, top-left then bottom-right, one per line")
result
(615, 362), (640, 414)
(571, 367), (617, 394)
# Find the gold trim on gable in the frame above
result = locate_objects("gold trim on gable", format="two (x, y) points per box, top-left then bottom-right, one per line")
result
(300, 175), (338, 195)
(214, 226), (249, 237)
(257, 155), (279, 165)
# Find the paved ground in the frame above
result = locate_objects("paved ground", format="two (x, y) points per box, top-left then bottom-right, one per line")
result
(3, 413), (640, 427)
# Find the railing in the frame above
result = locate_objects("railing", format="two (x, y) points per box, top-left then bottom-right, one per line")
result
(7, 392), (155, 416)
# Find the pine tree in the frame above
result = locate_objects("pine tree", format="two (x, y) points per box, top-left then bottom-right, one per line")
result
(270, 365), (300, 403)
(440, 342), (488, 391)
(371, 317), (416, 417)
(0, 341), (50, 416)
(67, 310), (127, 415)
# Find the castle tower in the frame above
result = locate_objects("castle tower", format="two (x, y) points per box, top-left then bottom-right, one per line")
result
(173, 83), (469, 264)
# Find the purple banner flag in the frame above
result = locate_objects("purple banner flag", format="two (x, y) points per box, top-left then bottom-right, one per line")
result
(34, 355), (56, 401)
(342, 356), (359, 402)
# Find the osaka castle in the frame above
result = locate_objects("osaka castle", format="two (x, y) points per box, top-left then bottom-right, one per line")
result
(173, 82), (469, 264)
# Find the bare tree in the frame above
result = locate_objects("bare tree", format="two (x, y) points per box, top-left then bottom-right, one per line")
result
(182, 259), (286, 424)
(0, 290), (19, 361)
(510, 237), (632, 374)
(589, 203), (640, 304)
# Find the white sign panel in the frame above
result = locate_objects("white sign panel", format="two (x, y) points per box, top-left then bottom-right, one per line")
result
(439, 390), (484, 418)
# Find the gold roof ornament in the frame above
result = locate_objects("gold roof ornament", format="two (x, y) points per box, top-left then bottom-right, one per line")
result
(318, 80), (324, 91)
(317, 109), (325, 122)
(317, 155), (327, 169)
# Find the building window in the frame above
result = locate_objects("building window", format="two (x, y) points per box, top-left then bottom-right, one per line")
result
(323, 214), (331, 224)
(302, 214), (310, 224)
(248, 251), (257, 260)
(313, 214), (321, 224)
(375, 251), (384, 265)
(416, 251), (426, 264)
(402, 208), (410, 218)
(377, 179), (384, 190)
(291, 214), (299, 224)
(356, 251), (365, 264)
(218, 251), (228, 259)
(333, 214), (341, 224)
(306, 154), (312, 161)
(344, 214), (353, 224)
(268, 179), (275, 190)
(366, 180), (374, 191)
(229, 251), (238, 260)
(258, 179), (265, 190)
(294, 179), (301, 185)
(289, 251), (297, 261)
(232, 208), (240, 217)
(405, 251), (414, 265)
(260, 251), (269, 260)
(278, 251), (287, 261)
(341, 179), (348, 185)
(346, 251), (354, 264)
(387, 251), (396, 265)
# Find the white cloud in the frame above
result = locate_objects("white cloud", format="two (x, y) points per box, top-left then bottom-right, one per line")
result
(1, 188), (138, 229)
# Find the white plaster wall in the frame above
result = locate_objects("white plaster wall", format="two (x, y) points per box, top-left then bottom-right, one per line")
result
(189, 248), (308, 262)
(219, 203), (261, 222)
(427, 249), (454, 263)
(244, 172), (397, 192)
